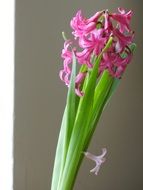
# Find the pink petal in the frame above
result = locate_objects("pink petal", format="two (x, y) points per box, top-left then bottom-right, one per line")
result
(87, 10), (104, 23)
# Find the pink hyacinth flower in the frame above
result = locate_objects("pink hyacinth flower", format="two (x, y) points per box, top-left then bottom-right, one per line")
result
(60, 40), (73, 86)
(84, 148), (107, 175)
(76, 48), (93, 68)
(110, 7), (133, 32)
(104, 10), (113, 31)
(70, 10), (104, 38)
(60, 40), (87, 96)
(114, 28), (134, 52)
(100, 45), (132, 78)
(75, 72), (87, 96)
(78, 29), (107, 55)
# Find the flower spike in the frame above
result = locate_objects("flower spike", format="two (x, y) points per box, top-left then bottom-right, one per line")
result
(52, 8), (136, 190)
(60, 8), (135, 96)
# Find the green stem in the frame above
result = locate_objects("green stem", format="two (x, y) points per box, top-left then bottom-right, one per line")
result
(58, 72), (113, 190)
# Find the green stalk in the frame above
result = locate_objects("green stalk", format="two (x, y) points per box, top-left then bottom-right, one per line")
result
(58, 56), (101, 189)
(59, 73), (113, 190)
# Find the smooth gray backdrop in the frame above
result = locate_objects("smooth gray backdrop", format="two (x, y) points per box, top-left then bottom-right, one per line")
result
(14, 1), (143, 190)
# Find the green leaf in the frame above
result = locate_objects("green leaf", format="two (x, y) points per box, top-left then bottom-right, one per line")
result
(51, 52), (77, 190)
(84, 71), (114, 149)
(51, 107), (67, 190)
(64, 51), (77, 153)
(105, 78), (120, 104)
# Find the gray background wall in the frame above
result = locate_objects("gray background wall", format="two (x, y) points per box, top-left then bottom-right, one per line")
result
(14, 1), (143, 190)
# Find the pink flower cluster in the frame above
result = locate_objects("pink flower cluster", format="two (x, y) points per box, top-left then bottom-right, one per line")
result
(60, 8), (134, 96)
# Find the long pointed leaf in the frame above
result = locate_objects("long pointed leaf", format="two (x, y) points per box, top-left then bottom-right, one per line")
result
(51, 107), (67, 190)
(51, 52), (77, 190)
(56, 51), (77, 189)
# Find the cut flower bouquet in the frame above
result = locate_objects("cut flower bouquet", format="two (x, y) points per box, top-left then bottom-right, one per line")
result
(51, 8), (136, 190)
